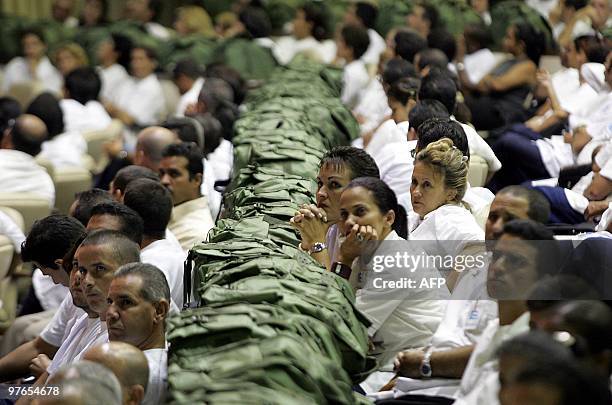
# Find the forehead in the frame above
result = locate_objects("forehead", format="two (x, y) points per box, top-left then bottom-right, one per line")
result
(496, 234), (537, 257)
(340, 186), (374, 205)
(490, 193), (530, 216)
(75, 243), (113, 264)
(87, 214), (122, 231)
(413, 161), (441, 180)
(318, 162), (351, 179)
(109, 275), (144, 297)
(160, 155), (189, 170)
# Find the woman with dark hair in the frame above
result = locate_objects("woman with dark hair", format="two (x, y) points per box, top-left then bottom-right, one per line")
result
(272, 2), (336, 65)
(79, 0), (108, 27)
(290, 146), (380, 271)
(462, 21), (546, 132)
(333, 176), (445, 393)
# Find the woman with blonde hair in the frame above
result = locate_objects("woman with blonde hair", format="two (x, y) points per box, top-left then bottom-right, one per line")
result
(174, 6), (216, 38)
(54, 43), (89, 77)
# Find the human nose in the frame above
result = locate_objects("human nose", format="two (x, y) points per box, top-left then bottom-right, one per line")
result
(161, 173), (171, 186)
(106, 302), (119, 322)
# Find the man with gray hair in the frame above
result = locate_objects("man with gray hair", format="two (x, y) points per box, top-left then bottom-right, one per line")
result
(83, 342), (149, 405)
(134, 126), (177, 173)
(37, 360), (123, 405)
(106, 262), (170, 405)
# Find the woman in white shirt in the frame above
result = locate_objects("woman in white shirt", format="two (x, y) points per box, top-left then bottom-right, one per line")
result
(290, 146), (380, 271)
(333, 177), (445, 392)
(272, 2), (336, 65)
(409, 138), (485, 280)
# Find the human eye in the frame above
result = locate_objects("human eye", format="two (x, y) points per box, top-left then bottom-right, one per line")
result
(423, 181), (432, 188)
(339, 210), (348, 220)
(330, 181), (342, 189)
(317, 180), (323, 188)
(356, 207), (367, 216)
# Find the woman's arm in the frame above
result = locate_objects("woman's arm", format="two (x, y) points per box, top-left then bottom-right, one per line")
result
(290, 204), (332, 270)
(480, 61), (537, 93)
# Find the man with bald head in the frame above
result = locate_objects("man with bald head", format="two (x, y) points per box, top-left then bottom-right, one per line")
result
(134, 126), (177, 173)
(106, 263), (170, 405)
(84, 342), (149, 405)
(0, 114), (54, 206)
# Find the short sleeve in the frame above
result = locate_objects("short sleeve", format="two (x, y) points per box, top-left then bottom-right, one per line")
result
(40, 294), (80, 347)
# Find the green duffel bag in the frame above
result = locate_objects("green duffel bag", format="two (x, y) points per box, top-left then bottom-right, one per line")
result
(210, 37), (278, 81)
(230, 165), (317, 193)
(160, 34), (217, 69)
(170, 333), (354, 404)
(490, 0), (555, 53)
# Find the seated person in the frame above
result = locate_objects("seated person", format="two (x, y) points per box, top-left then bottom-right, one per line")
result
(160, 142), (215, 252)
(418, 70), (502, 183)
(0, 114), (54, 206)
(123, 179), (186, 309)
(454, 24), (497, 86)
(105, 263), (170, 404)
(462, 22), (546, 133)
(109, 165), (159, 202)
(60, 67), (111, 133)
(331, 177), (445, 393)
(173, 59), (205, 118)
(343, 1), (386, 66)
(83, 342), (149, 405)
(104, 46), (165, 131)
(69, 189), (114, 226)
(53, 42), (89, 77)
(96, 33), (132, 104)
(36, 230), (140, 383)
(1, 29), (62, 95)
(352, 57), (416, 140)
(337, 24), (371, 110)
(290, 147), (380, 271)
(414, 48), (449, 78)
(272, 2), (336, 65)
(28, 92), (87, 169)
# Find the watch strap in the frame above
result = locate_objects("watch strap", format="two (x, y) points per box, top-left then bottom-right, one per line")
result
(331, 262), (352, 280)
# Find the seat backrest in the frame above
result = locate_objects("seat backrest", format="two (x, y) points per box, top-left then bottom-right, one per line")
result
(53, 166), (93, 215)
(7, 81), (45, 110)
(0, 193), (52, 234)
(0, 236), (13, 280)
(0, 206), (25, 232)
(82, 119), (124, 171)
(468, 155), (489, 188)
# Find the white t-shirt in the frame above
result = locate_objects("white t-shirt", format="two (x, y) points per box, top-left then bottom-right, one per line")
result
(143, 348), (168, 405)
(175, 77), (204, 117)
(145, 22), (171, 40)
(375, 138), (417, 212)
(461, 49), (498, 85)
(353, 77), (391, 137)
(97, 64), (129, 103)
(32, 270), (69, 311)
(272, 36), (336, 65)
(362, 28), (386, 66)
(38, 131), (88, 169)
(0, 150), (55, 207)
(365, 119), (408, 158)
(355, 231), (446, 368)
(550, 67), (580, 106)
(341, 59), (370, 110)
(201, 158), (221, 221)
(141, 239), (186, 309)
(1, 56), (62, 95)
(40, 294), (85, 347)
(114, 74), (165, 126)
(46, 315), (107, 376)
(454, 312), (530, 404)
(60, 99), (112, 134)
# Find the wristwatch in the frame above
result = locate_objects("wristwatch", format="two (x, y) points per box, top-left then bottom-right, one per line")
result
(420, 347), (433, 378)
(309, 242), (327, 254)
(331, 262), (352, 280)
(456, 62), (465, 71)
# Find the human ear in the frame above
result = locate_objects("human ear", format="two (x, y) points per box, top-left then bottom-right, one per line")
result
(128, 384), (145, 405)
(384, 209), (396, 230)
(446, 188), (458, 203)
(154, 299), (170, 323)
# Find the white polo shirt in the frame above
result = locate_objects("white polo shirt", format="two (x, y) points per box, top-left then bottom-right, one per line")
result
(143, 348), (168, 405)
(97, 63), (129, 103)
(115, 74), (165, 126)
(60, 99), (112, 133)
(141, 238), (186, 309)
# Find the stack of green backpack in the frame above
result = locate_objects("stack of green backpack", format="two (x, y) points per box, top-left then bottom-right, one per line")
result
(167, 60), (374, 404)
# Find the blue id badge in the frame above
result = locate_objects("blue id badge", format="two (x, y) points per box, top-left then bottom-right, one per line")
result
(465, 309), (481, 330)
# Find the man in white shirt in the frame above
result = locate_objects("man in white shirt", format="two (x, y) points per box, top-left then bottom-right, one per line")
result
(160, 143), (214, 253)
(0, 215), (84, 373)
(338, 25), (371, 109)
(96, 33), (132, 104)
(104, 47), (165, 131)
(83, 342), (149, 405)
(173, 59), (205, 117)
(124, 0), (171, 40)
(36, 230), (140, 384)
(384, 220), (555, 404)
(343, 2), (386, 66)
(134, 126), (178, 173)
(0, 114), (55, 207)
(106, 262), (171, 405)
(60, 67), (111, 134)
(124, 179), (186, 309)
(1, 29), (62, 95)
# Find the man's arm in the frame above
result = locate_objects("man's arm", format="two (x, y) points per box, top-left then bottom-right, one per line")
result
(396, 345), (474, 379)
(0, 337), (58, 382)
